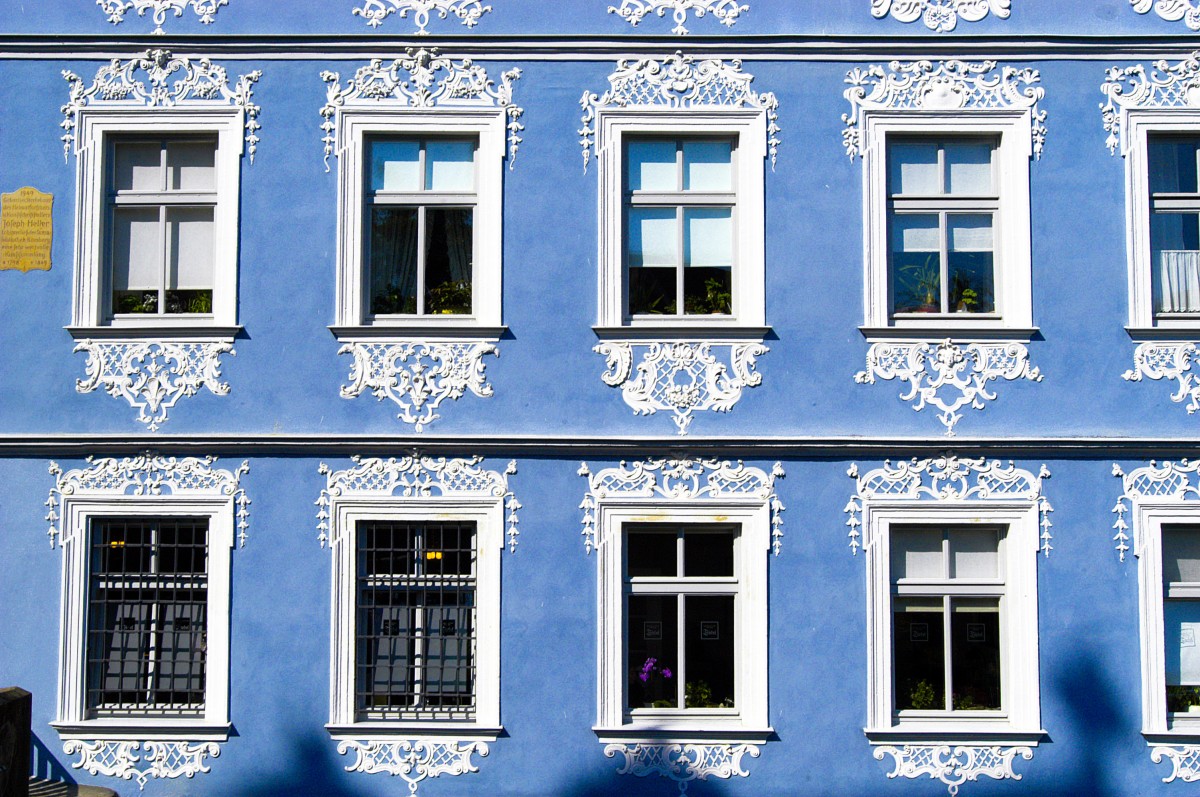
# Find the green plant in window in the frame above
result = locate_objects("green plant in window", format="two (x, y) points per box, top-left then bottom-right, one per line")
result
(684, 277), (732, 315)
(116, 292), (158, 314)
(684, 679), (733, 708)
(898, 255), (940, 312)
(372, 287), (417, 315)
(952, 692), (982, 710)
(956, 288), (979, 312)
(1168, 685), (1200, 713)
(909, 679), (939, 710)
(427, 280), (472, 315)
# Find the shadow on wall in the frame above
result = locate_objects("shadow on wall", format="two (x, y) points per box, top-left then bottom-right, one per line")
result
(1042, 651), (1129, 797)
(30, 732), (76, 785)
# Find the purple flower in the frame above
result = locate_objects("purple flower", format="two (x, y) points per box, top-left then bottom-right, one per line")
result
(638, 672), (649, 682)
(661, 668), (673, 679)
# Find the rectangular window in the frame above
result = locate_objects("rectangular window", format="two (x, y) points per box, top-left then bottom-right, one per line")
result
(624, 524), (737, 713)
(365, 138), (476, 319)
(1163, 525), (1200, 715)
(85, 517), (209, 717)
(888, 139), (997, 316)
(624, 138), (735, 318)
(107, 137), (217, 318)
(354, 520), (476, 721)
(1149, 136), (1200, 316)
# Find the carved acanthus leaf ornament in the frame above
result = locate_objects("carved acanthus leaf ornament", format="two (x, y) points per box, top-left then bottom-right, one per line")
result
(97, 0), (229, 33)
(65, 740), (220, 790)
(352, 0), (491, 32)
(870, 0), (1010, 32)
(608, 0), (749, 35)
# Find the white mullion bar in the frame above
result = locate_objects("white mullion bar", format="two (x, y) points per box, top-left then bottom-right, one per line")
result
(146, 522), (161, 705)
(417, 143), (428, 316)
(676, 529), (685, 707)
(676, 204), (685, 316)
(413, 526), (426, 708)
(942, 593), (953, 711)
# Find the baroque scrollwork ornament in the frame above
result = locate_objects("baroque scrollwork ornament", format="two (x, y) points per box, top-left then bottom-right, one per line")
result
(595, 341), (767, 434)
(845, 456), (1053, 555)
(604, 743), (760, 792)
(854, 340), (1042, 436)
(97, 0), (229, 33)
(1112, 459), (1200, 561)
(1101, 52), (1200, 154)
(579, 457), (785, 554)
(607, 0), (749, 35)
(873, 744), (1032, 796)
(317, 454), (520, 551)
(321, 48), (524, 171)
(64, 739), (220, 790)
(580, 51), (780, 171)
(1123, 342), (1200, 415)
(337, 739), (488, 795)
(338, 340), (497, 432)
(1132, 0), (1200, 30)
(352, 0), (491, 33)
(870, 0), (1010, 32)
(61, 49), (262, 163)
(74, 339), (235, 432)
(843, 59), (1046, 160)
(1151, 745), (1200, 782)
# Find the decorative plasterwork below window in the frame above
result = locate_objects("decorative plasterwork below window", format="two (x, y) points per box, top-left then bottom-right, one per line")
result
(352, 0), (490, 32)
(595, 341), (766, 435)
(97, 0), (229, 33)
(320, 48), (523, 172)
(607, 0), (749, 35)
(1152, 745), (1200, 782)
(870, 0), (1010, 32)
(1123, 342), (1200, 416)
(874, 744), (1032, 796)
(1101, 51), (1200, 155)
(1132, 0), (1200, 30)
(338, 340), (497, 432)
(578, 457), (784, 555)
(604, 743), (760, 792)
(1112, 459), (1200, 561)
(579, 51), (780, 172)
(337, 740), (487, 793)
(854, 340), (1042, 436)
(74, 339), (234, 432)
(316, 454), (520, 552)
(845, 456), (1053, 556)
(842, 59), (1046, 161)
(65, 740), (219, 791)
(46, 455), (251, 550)
(61, 48), (262, 164)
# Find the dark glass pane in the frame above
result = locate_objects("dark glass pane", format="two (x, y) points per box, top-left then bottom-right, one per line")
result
(362, 522), (416, 577)
(684, 529), (733, 577)
(369, 207), (418, 315)
(893, 598), (945, 710)
(627, 529), (677, 578)
(683, 267), (732, 315)
(627, 595), (678, 709)
(163, 290), (211, 314)
(629, 265), (677, 315)
(94, 521), (152, 575)
(424, 207), (473, 315)
(1150, 136), (1200, 194)
(948, 215), (995, 313)
(156, 519), (208, 574)
(684, 595), (735, 708)
(891, 214), (940, 313)
(950, 598), (1001, 710)
(423, 522), (475, 577)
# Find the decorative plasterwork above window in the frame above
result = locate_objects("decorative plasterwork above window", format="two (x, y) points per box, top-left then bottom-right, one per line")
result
(319, 49), (523, 172)
(604, 743), (761, 792)
(595, 340), (766, 435)
(578, 457), (785, 555)
(870, 0), (1010, 32)
(97, 0), (228, 33)
(316, 454), (520, 552)
(873, 745), (1032, 796)
(337, 740), (489, 794)
(1100, 51), (1200, 156)
(66, 740), (219, 791)
(607, 0), (749, 35)
(47, 454), (251, 550)
(580, 51), (779, 172)
(1132, 0), (1200, 30)
(854, 340), (1042, 436)
(1124, 342), (1200, 416)
(352, 0), (491, 32)
(845, 456), (1053, 557)
(61, 49), (262, 165)
(1112, 459), (1200, 562)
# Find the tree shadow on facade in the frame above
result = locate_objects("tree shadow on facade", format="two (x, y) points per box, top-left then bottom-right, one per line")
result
(30, 732), (76, 785)
(233, 733), (380, 797)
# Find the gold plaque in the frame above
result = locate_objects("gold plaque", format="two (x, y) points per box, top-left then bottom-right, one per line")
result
(0, 187), (53, 272)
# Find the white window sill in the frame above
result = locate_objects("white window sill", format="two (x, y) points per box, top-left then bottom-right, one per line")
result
(52, 720), (231, 742)
(594, 725), (773, 745)
(865, 725), (1045, 745)
(593, 324), (771, 341)
(66, 325), (241, 343)
(1127, 326), (1200, 341)
(329, 324), (506, 342)
(860, 325), (1038, 343)
(326, 723), (503, 742)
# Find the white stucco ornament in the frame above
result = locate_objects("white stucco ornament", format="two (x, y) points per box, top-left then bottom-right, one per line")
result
(97, 0), (228, 33)
(604, 743), (760, 791)
(1101, 52), (1200, 154)
(1151, 745), (1200, 782)
(1123, 342), (1200, 414)
(871, 0), (1009, 32)
(1132, 0), (1200, 30)
(352, 0), (491, 32)
(1112, 459), (1200, 561)
(874, 744), (1032, 796)
(337, 739), (488, 795)
(65, 740), (220, 791)
(608, 0), (748, 35)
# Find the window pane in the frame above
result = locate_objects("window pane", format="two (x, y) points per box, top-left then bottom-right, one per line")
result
(892, 214), (940, 313)
(1150, 137), (1200, 195)
(111, 207), (161, 314)
(426, 140), (475, 192)
(113, 142), (161, 192)
(424, 208), (473, 315)
(422, 593), (474, 706)
(949, 528), (1000, 579)
(948, 214), (995, 313)
(684, 595), (735, 708)
(684, 208), (732, 315)
(683, 140), (732, 191)
(167, 142), (216, 191)
(370, 140), (421, 192)
(369, 207), (419, 315)
(893, 597), (945, 710)
(628, 530), (677, 578)
(949, 598), (1001, 710)
(684, 529), (733, 577)
(629, 208), (677, 267)
(166, 207), (214, 290)
(1167, 601), (1200, 712)
(628, 595), (678, 709)
(945, 142), (993, 195)
(889, 142), (940, 195)
(627, 140), (677, 192)
(1153, 214), (1200, 313)
(891, 528), (944, 580)
(1165, 527), (1200, 584)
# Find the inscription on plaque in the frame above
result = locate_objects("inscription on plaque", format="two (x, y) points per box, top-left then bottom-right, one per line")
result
(0, 187), (52, 272)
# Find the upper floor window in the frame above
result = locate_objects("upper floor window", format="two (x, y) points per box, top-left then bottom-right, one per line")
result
(1162, 525), (1200, 720)
(1149, 135), (1200, 317)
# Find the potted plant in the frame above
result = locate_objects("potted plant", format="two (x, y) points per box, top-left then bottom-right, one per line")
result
(897, 255), (941, 313)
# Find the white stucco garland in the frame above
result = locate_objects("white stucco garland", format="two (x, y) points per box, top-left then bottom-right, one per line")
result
(1112, 459), (1200, 562)
(337, 739), (488, 794)
(604, 742), (760, 791)
(1132, 0), (1200, 30)
(97, 0), (229, 33)
(1124, 342), (1200, 416)
(607, 0), (749, 35)
(874, 744), (1032, 796)
(1101, 51), (1200, 155)
(66, 740), (219, 791)
(352, 0), (491, 32)
(870, 0), (1010, 32)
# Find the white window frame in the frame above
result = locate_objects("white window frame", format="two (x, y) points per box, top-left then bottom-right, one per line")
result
(332, 109), (505, 335)
(862, 503), (1042, 742)
(859, 112), (1035, 337)
(52, 497), (235, 742)
(70, 109), (244, 335)
(592, 502), (770, 743)
(594, 110), (767, 333)
(325, 497), (503, 739)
